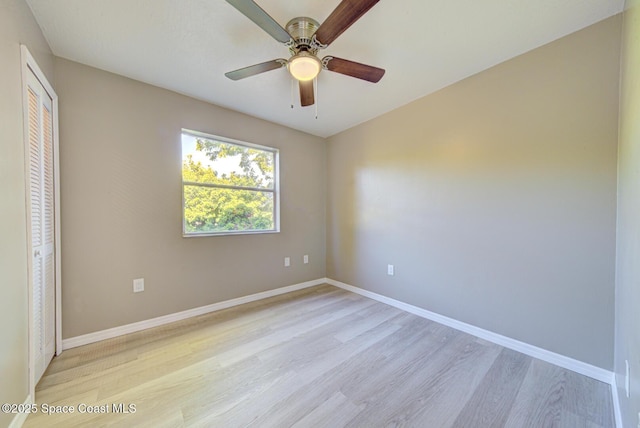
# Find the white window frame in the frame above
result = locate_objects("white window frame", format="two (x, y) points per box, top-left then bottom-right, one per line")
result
(181, 129), (280, 237)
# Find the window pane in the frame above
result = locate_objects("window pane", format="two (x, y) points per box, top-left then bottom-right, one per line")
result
(183, 185), (274, 234)
(181, 130), (279, 236)
(182, 133), (274, 189)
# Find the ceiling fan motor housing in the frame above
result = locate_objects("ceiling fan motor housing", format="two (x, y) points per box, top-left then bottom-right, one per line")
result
(286, 17), (320, 55)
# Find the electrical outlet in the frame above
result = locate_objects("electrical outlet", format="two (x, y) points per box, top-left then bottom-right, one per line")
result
(284, 257), (290, 267)
(133, 278), (144, 293)
(303, 255), (309, 264)
(387, 264), (394, 276)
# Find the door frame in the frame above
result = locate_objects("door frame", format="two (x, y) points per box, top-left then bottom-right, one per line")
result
(21, 45), (62, 398)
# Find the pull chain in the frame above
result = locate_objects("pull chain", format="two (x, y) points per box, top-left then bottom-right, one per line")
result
(314, 76), (318, 119)
(290, 78), (295, 109)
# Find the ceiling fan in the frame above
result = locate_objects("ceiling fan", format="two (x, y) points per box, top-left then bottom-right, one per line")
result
(225, 0), (385, 108)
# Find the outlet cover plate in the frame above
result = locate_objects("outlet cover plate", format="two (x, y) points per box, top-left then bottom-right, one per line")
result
(133, 278), (144, 293)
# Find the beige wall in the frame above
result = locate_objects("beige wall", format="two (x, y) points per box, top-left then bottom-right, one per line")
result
(327, 16), (621, 369)
(54, 58), (326, 338)
(0, 0), (54, 424)
(615, 0), (640, 425)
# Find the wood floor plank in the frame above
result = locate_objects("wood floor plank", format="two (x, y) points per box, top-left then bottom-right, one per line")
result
(368, 338), (501, 427)
(343, 330), (501, 427)
(451, 348), (531, 427)
(292, 392), (365, 428)
(340, 320), (459, 402)
(560, 411), (605, 428)
(333, 302), (403, 343)
(25, 284), (614, 428)
(199, 319), (402, 427)
(504, 359), (566, 428)
(213, 295), (375, 368)
(561, 368), (615, 427)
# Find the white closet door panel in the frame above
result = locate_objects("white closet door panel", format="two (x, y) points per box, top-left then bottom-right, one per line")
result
(44, 251), (55, 357)
(42, 100), (56, 360)
(32, 252), (44, 375)
(27, 69), (56, 383)
(28, 87), (42, 249)
(43, 104), (54, 247)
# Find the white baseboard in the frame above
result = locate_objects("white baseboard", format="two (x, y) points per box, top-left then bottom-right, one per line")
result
(62, 279), (325, 350)
(611, 372), (623, 428)
(62, 276), (615, 384)
(8, 395), (32, 428)
(61, 276), (620, 424)
(326, 278), (614, 384)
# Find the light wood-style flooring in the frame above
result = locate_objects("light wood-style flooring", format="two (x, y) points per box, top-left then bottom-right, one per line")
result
(25, 284), (614, 427)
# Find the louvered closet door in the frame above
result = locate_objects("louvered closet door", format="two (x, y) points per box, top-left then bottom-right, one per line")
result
(27, 70), (56, 383)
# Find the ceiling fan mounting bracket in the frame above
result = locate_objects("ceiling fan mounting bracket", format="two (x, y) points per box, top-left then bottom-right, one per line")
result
(310, 34), (328, 51)
(286, 17), (321, 55)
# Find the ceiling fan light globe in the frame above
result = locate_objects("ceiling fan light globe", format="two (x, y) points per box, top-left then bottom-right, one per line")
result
(288, 54), (321, 81)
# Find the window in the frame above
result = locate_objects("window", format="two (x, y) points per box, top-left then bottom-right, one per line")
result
(181, 129), (279, 236)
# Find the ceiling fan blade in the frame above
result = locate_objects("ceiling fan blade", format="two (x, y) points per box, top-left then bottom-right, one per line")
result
(225, 59), (287, 80)
(226, 0), (292, 44)
(314, 0), (380, 47)
(323, 56), (385, 83)
(299, 80), (314, 107)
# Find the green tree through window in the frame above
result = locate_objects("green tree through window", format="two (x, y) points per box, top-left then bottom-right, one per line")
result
(182, 130), (278, 235)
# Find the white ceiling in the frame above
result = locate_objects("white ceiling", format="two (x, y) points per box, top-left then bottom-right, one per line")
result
(26, 0), (623, 138)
